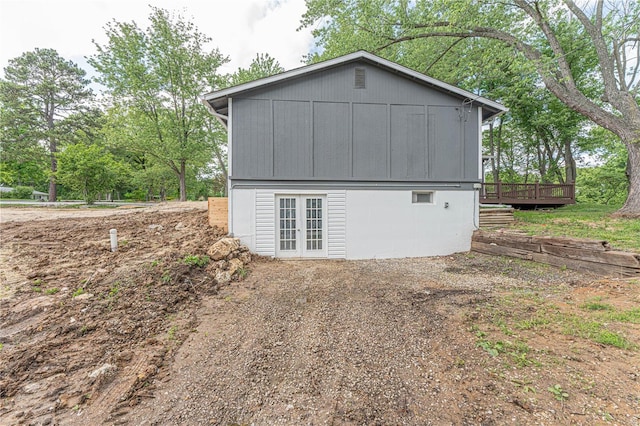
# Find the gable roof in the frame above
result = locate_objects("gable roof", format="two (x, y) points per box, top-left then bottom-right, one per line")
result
(202, 50), (507, 123)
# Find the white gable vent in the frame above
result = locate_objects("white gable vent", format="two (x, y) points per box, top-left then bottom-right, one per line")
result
(355, 67), (366, 89)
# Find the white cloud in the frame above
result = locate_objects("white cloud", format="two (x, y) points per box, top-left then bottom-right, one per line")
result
(0, 0), (314, 77)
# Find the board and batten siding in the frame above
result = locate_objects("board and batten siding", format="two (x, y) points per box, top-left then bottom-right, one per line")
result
(230, 61), (479, 183)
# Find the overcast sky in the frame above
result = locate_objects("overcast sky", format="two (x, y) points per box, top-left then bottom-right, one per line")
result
(0, 0), (316, 80)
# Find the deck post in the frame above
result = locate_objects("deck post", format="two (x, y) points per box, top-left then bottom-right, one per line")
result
(534, 182), (540, 200)
(497, 181), (502, 201)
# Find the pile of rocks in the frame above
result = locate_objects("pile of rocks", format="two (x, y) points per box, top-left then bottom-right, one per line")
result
(206, 237), (252, 285)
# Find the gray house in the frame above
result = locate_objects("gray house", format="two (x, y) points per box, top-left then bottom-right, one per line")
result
(202, 51), (506, 259)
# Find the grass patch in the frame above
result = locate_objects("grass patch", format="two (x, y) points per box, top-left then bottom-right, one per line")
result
(581, 298), (614, 311)
(512, 203), (640, 252)
(605, 307), (640, 323)
(559, 315), (633, 349)
(474, 330), (539, 367)
(480, 292), (637, 352)
(182, 254), (210, 268)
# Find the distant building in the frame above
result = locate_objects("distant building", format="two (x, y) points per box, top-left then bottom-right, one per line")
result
(0, 186), (49, 201)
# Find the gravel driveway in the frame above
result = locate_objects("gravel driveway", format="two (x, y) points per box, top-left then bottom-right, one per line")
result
(123, 256), (608, 426)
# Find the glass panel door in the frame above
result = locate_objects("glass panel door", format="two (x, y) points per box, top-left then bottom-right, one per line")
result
(278, 197), (297, 255)
(276, 195), (327, 258)
(304, 197), (323, 252)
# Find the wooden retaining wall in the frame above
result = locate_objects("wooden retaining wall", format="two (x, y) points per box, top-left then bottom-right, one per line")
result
(479, 207), (515, 228)
(208, 197), (228, 232)
(472, 230), (640, 277)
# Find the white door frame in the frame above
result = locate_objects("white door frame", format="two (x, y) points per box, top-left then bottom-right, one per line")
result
(275, 194), (328, 258)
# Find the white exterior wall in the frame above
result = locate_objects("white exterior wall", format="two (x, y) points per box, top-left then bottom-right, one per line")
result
(345, 189), (477, 259)
(230, 187), (478, 259)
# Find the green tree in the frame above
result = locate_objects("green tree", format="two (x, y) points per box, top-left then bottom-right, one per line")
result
(89, 7), (228, 201)
(229, 53), (285, 86)
(56, 143), (129, 204)
(576, 127), (628, 205)
(202, 53), (287, 196)
(302, 0), (640, 216)
(0, 48), (94, 201)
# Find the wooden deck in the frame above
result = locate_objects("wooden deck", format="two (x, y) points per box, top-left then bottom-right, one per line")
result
(480, 182), (575, 207)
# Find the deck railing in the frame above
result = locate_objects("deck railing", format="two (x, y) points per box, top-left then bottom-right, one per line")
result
(480, 182), (575, 205)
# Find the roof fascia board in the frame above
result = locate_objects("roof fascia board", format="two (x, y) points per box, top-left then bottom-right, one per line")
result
(202, 51), (507, 114)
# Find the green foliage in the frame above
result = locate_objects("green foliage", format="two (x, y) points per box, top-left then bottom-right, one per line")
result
(576, 135), (628, 205)
(167, 325), (178, 340)
(0, 185), (34, 199)
(90, 7), (228, 201)
(581, 298), (614, 312)
(108, 282), (120, 298)
(475, 329), (537, 367)
(237, 267), (248, 279)
(0, 160), (47, 189)
(56, 143), (129, 204)
(301, 0), (640, 213)
(183, 254), (210, 268)
(0, 48), (94, 201)
(548, 384), (569, 401)
(561, 318), (631, 349)
(72, 287), (85, 298)
(45, 288), (60, 295)
(228, 53), (284, 86)
(605, 308), (640, 324)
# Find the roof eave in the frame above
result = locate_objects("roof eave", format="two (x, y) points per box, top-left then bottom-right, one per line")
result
(202, 50), (508, 119)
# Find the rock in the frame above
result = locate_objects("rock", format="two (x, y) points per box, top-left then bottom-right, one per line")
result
(57, 394), (71, 409)
(73, 293), (93, 301)
(148, 224), (163, 231)
(227, 258), (244, 276)
(88, 363), (117, 379)
(238, 252), (252, 264)
(215, 270), (232, 285)
(116, 350), (133, 362)
(174, 222), (185, 230)
(137, 364), (157, 382)
(208, 238), (241, 261)
(23, 382), (41, 394)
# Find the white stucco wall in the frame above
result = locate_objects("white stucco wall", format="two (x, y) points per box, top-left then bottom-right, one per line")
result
(345, 189), (477, 259)
(229, 187), (478, 259)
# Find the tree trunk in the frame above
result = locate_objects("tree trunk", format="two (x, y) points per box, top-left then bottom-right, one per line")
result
(213, 145), (228, 196)
(48, 137), (57, 202)
(536, 141), (547, 182)
(617, 140), (640, 216)
(179, 160), (187, 202)
(564, 138), (576, 183)
(496, 120), (503, 182)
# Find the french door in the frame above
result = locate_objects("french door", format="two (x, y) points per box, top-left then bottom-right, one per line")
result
(276, 195), (327, 258)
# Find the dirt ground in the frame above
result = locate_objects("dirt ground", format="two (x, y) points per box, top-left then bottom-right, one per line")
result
(0, 204), (638, 425)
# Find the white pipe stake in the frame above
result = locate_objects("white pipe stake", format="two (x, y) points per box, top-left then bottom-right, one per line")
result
(109, 229), (118, 252)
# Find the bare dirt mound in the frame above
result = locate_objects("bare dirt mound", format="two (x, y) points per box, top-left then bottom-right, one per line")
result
(0, 208), (229, 425)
